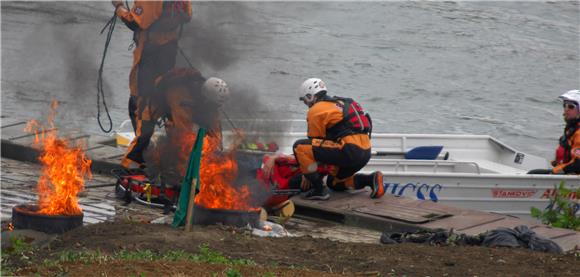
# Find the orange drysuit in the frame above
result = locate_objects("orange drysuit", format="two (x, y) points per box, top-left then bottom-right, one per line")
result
(293, 96), (372, 190)
(150, 67), (222, 176)
(553, 121), (580, 174)
(116, 0), (192, 168)
(155, 67), (222, 137)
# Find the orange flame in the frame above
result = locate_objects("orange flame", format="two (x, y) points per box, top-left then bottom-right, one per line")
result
(187, 132), (258, 211)
(25, 100), (92, 215)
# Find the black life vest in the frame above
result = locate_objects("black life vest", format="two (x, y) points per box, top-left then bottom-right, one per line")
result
(557, 119), (580, 163)
(149, 1), (191, 33)
(324, 96), (373, 141)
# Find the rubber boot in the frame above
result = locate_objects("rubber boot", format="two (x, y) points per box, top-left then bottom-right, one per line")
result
(302, 172), (330, 200)
(354, 171), (385, 199)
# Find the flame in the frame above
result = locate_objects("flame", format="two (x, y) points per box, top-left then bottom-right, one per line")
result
(175, 131), (197, 178)
(187, 132), (258, 211)
(25, 100), (92, 215)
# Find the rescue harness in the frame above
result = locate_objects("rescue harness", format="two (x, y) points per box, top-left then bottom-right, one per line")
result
(324, 96), (373, 141)
(556, 119), (580, 164)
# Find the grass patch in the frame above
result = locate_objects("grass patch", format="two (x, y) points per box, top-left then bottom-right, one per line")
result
(1, 236), (36, 275)
(224, 267), (243, 277)
(56, 249), (111, 264)
(38, 244), (254, 267)
(9, 244), (259, 276)
(198, 244), (255, 265)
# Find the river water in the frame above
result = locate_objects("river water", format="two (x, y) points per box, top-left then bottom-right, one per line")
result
(1, 1), (578, 159)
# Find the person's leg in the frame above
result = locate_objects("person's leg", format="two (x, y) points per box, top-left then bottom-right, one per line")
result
(318, 143), (384, 198)
(292, 139), (328, 200)
(351, 171), (385, 199)
(121, 118), (156, 168)
(122, 40), (176, 169)
(527, 169), (553, 174)
(128, 95), (138, 133)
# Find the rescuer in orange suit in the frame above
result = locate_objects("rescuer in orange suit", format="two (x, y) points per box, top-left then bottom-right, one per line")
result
(293, 78), (385, 200)
(552, 89), (580, 174)
(112, 0), (193, 169)
(154, 67), (229, 141)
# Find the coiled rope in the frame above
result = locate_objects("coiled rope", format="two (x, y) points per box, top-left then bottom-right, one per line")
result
(96, 12), (117, 133)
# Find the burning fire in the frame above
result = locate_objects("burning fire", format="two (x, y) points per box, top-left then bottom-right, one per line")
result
(181, 132), (258, 211)
(25, 100), (92, 215)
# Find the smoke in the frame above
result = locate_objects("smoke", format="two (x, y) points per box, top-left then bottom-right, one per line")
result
(178, 2), (250, 71)
(178, 2), (290, 131)
(143, 133), (186, 189)
(167, 2), (292, 197)
(5, 1), (115, 130)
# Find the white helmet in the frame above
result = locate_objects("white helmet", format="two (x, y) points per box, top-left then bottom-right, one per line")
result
(559, 89), (580, 104)
(202, 77), (230, 106)
(299, 78), (327, 105)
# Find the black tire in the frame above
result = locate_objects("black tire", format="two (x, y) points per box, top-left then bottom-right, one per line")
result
(12, 204), (83, 234)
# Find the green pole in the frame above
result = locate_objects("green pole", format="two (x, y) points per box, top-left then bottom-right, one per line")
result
(172, 128), (206, 227)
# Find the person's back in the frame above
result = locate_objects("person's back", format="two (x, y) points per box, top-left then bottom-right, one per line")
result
(307, 95), (372, 150)
(155, 68), (226, 136)
(293, 78), (384, 200)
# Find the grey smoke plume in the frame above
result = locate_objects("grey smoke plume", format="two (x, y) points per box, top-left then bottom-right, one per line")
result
(178, 2), (291, 138)
(178, 2), (249, 70)
(3, 1), (115, 130)
(144, 2), (290, 202)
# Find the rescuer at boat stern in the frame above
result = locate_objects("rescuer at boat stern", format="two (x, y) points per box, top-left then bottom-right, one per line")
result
(552, 89), (580, 174)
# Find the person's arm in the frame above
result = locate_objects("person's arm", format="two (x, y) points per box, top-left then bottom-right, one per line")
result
(111, 1), (139, 31)
(261, 153), (293, 178)
(306, 102), (342, 139)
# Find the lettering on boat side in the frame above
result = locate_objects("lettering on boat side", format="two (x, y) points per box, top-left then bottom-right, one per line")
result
(491, 189), (537, 198)
(541, 189), (578, 200)
(383, 183), (442, 202)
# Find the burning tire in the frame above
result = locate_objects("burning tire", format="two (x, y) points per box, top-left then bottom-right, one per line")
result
(12, 204), (83, 234)
(193, 204), (260, 227)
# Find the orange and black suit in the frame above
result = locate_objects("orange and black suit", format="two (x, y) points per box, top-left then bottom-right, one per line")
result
(293, 96), (373, 190)
(553, 120), (580, 174)
(154, 67), (222, 138)
(152, 67), (222, 177)
(115, 0), (192, 168)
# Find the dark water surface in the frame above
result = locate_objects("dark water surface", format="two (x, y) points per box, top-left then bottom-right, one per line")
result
(1, 1), (579, 158)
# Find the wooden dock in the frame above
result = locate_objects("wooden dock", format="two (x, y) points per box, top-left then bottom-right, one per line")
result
(1, 116), (579, 251)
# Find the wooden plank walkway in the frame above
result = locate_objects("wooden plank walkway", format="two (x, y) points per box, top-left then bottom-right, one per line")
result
(1, 115), (121, 174)
(2, 115), (579, 251)
(292, 191), (580, 251)
(1, 158), (383, 244)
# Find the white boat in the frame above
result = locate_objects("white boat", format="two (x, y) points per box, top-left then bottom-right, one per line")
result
(224, 130), (580, 220)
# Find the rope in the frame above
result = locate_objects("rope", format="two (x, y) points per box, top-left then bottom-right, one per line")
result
(176, 45), (243, 137)
(96, 13), (117, 133)
(220, 107), (243, 138)
(177, 45), (195, 70)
